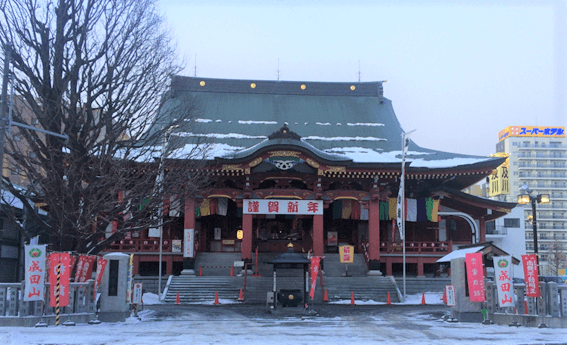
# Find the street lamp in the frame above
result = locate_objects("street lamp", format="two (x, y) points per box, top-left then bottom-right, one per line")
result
(158, 125), (179, 300)
(517, 185), (550, 257)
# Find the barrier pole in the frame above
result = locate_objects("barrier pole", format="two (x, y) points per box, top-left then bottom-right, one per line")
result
(55, 263), (61, 326)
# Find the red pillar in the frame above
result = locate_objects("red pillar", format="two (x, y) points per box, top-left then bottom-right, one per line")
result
(166, 255), (173, 275)
(479, 217), (486, 243)
(368, 199), (381, 270)
(417, 257), (424, 277)
(313, 214), (324, 257)
(182, 197), (196, 271)
(386, 257), (393, 276)
(242, 214), (253, 261)
(184, 197), (195, 229)
(133, 255), (140, 276)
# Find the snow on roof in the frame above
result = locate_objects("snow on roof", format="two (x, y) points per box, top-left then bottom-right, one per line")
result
(1, 189), (47, 215)
(436, 245), (485, 263)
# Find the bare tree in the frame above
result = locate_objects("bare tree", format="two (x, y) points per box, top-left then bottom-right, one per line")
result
(545, 239), (566, 276)
(0, 0), (209, 254)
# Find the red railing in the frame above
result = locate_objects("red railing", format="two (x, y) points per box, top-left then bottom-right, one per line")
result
(380, 241), (454, 254)
(106, 238), (174, 252)
(360, 241), (370, 268)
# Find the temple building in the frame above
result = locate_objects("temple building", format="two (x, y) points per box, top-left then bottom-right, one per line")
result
(105, 76), (516, 278)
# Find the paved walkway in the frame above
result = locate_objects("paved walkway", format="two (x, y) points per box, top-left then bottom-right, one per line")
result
(1, 304), (564, 345)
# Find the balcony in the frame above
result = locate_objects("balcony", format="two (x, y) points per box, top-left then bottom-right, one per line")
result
(380, 241), (453, 254)
(486, 226), (508, 236)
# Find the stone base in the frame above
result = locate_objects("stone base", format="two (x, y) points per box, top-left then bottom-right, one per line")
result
(452, 311), (483, 323)
(0, 313), (95, 327)
(94, 311), (130, 323)
(180, 269), (196, 275)
(367, 270), (383, 276)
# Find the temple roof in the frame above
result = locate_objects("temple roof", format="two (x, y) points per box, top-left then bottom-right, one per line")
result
(155, 76), (503, 172)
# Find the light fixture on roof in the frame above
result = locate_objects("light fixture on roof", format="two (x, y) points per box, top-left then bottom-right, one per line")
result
(300, 84), (306, 90)
(199, 81), (205, 86)
(250, 83), (256, 89)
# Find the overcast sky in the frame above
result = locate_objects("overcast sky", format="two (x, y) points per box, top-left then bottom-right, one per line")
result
(157, 0), (566, 157)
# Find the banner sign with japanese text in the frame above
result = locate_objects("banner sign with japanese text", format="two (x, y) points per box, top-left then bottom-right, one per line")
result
(339, 245), (354, 264)
(244, 199), (323, 215)
(69, 255), (77, 277)
(93, 257), (108, 300)
(445, 285), (456, 307)
(126, 254), (134, 303)
(49, 252), (71, 307)
(493, 256), (514, 307)
(75, 255), (96, 282)
(132, 283), (143, 304)
(24, 244), (46, 301)
(465, 253), (485, 302)
(522, 254), (540, 297)
(184, 229), (195, 258)
(489, 161), (510, 197)
(309, 256), (321, 299)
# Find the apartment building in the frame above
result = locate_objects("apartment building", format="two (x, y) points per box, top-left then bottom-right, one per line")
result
(495, 126), (566, 271)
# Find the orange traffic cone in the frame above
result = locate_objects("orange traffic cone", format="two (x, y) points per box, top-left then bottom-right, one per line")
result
(230, 266), (234, 277)
(350, 292), (355, 305)
(199, 266), (203, 276)
(323, 288), (329, 302)
(386, 292), (391, 305)
(421, 292), (426, 305)
(214, 291), (220, 305)
(238, 288), (244, 302)
(175, 292), (180, 305)
(442, 289), (447, 304)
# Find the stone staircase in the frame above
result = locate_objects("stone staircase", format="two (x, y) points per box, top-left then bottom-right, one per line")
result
(164, 252), (401, 304)
(324, 276), (401, 302)
(164, 276), (243, 303)
(195, 252), (242, 276)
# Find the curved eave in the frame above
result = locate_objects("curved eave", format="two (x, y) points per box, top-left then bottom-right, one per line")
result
(434, 186), (517, 221)
(214, 138), (353, 165)
(407, 156), (506, 174)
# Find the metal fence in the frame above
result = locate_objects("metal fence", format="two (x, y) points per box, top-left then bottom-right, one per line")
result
(0, 280), (96, 318)
(485, 280), (567, 327)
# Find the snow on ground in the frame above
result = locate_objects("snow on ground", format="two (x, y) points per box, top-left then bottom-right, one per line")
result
(140, 292), (444, 306)
(329, 291), (444, 305)
(1, 292), (563, 345)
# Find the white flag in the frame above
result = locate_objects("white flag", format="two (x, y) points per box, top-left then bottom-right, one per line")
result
(24, 244), (47, 301)
(493, 256), (514, 308)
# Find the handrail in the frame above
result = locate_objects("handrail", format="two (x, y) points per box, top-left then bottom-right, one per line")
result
(242, 262), (249, 301)
(361, 241), (370, 269)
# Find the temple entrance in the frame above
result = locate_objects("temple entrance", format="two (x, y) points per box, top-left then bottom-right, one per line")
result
(196, 198), (242, 252)
(323, 200), (366, 253)
(253, 215), (313, 253)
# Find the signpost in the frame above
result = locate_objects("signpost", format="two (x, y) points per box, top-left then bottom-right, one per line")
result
(445, 285), (456, 307)
(339, 245), (354, 277)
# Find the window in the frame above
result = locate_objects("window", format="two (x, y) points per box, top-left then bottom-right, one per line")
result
(504, 218), (520, 228)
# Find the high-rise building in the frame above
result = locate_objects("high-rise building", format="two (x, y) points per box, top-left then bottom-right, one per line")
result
(495, 126), (566, 272)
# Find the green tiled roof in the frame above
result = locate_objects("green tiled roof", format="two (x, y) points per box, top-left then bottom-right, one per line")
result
(155, 76), (501, 170)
